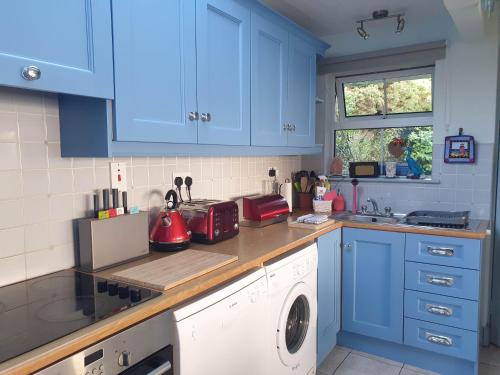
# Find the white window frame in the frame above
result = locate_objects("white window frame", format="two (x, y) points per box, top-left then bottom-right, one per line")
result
(336, 66), (435, 129)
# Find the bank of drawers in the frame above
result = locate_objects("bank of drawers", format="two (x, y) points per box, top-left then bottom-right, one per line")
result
(403, 234), (481, 361)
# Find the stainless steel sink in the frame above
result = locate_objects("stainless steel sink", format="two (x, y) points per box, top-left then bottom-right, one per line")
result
(331, 212), (405, 225)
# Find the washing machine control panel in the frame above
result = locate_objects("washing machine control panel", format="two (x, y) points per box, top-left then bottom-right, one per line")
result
(247, 277), (267, 303)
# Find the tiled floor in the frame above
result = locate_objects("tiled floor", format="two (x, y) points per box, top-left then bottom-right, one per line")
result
(318, 345), (500, 375)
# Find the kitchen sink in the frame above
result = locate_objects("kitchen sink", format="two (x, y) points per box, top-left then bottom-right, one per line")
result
(332, 212), (405, 225)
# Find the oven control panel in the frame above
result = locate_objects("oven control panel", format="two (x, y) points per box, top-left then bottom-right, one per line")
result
(35, 310), (173, 375)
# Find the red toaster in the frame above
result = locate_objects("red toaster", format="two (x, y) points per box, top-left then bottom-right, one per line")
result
(180, 200), (239, 244)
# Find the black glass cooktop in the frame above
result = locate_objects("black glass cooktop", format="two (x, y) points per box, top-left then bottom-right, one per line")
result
(0, 269), (161, 363)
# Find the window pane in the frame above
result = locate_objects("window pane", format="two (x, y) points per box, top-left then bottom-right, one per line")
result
(383, 126), (433, 175)
(386, 74), (432, 114)
(335, 128), (382, 172)
(343, 80), (384, 117)
(335, 126), (433, 176)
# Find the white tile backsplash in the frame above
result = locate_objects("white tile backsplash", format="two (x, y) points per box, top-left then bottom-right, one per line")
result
(333, 143), (495, 220)
(0, 87), (302, 286)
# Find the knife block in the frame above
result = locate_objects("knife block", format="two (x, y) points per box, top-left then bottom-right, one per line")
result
(78, 211), (149, 272)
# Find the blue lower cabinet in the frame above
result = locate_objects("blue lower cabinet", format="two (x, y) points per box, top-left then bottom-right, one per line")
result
(317, 229), (341, 365)
(404, 318), (478, 362)
(405, 234), (481, 270)
(404, 290), (479, 331)
(342, 228), (405, 344)
(405, 261), (480, 300)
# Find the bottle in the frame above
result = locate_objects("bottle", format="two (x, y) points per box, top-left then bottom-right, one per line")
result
(333, 189), (345, 212)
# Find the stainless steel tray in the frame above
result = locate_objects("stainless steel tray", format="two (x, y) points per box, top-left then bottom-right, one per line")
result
(405, 210), (470, 228)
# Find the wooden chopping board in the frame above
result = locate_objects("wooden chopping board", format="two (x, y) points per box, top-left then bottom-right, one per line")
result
(288, 218), (336, 231)
(111, 249), (238, 291)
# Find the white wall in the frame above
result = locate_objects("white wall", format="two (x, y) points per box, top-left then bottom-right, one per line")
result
(0, 87), (302, 287)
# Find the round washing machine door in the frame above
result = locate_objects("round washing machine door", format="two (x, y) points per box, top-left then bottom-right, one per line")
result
(276, 282), (315, 367)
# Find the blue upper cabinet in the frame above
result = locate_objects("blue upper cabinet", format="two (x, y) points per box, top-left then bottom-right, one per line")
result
(196, 0), (251, 145)
(250, 13), (288, 147)
(286, 35), (316, 147)
(342, 228), (405, 344)
(112, 0), (198, 143)
(317, 229), (342, 366)
(0, 0), (113, 98)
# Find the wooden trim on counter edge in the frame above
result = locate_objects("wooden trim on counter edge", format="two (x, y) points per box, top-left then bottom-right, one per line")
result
(0, 223), (342, 375)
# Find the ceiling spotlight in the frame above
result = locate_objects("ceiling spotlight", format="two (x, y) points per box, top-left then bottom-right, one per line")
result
(396, 15), (405, 34)
(356, 10), (406, 40)
(356, 22), (369, 40)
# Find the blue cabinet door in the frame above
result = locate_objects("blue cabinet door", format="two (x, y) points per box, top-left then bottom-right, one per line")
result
(317, 229), (342, 365)
(286, 34), (316, 147)
(0, 0), (113, 98)
(250, 13), (288, 146)
(196, 0), (251, 145)
(112, 0), (198, 143)
(342, 228), (405, 343)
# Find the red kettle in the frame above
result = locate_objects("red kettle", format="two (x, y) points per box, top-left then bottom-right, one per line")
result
(149, 190), (191, 251)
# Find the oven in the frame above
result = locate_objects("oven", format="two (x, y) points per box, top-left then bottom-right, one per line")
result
(36, 310), (173, 375)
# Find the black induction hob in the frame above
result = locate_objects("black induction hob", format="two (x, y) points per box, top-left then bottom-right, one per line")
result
(0, 269), (161, 363)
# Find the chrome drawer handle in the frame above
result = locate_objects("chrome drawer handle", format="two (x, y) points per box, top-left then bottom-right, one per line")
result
(425, 332), (453, 346)
(200, 113), (211, 122)
(427, 246), (454, 257)
(426, 304), (453, 317)
(426, 274), (454, 287)
(188, 111), (199, 121)
(146, 360), (172, 375)
(22, 65), (41, 81)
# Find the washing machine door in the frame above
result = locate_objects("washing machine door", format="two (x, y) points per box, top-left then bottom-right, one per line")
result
(276, 281), (316, 367)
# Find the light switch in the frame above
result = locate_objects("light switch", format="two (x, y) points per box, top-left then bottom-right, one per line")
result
(110, 162), (127, 191)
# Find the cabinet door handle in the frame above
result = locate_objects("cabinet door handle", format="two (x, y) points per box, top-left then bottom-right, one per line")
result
(291, 124), (296, 131)
(426, 274), (454, 287)
(427, 246), (454, 257)
(344, 243), (352, 250)
(425, 332), (453, 346)
(426, 304), (453, 317)
(200, 113), (211, 122)
(283, 123), (289, 131)
(22, 65), (41, 81)
(188, 111), (199, 121)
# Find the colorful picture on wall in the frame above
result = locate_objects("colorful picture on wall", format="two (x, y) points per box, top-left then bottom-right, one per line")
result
(444, 130), (475, 163)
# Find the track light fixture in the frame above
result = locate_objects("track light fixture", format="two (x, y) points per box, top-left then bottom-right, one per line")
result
(356, 21), (369, 40)
(356, 10), (406, 39)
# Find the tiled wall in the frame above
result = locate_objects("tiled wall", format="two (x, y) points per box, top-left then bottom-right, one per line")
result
(0, 87), (302, 287)
(332, 143), (495, 219)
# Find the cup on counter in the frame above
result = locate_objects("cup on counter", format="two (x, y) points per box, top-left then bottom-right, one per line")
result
(297, 192), (313, 210)
(385, 161), (397, 178)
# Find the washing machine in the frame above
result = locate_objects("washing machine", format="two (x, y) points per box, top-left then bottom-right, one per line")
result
(264, 243), (318, 375)
(172, 268), (268, 375)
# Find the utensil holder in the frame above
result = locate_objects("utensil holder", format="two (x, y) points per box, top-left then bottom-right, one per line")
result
(297, 192), (313, 210)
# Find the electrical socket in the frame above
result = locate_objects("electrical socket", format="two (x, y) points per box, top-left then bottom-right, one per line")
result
(110, 162), (127, 191)
(171, 171), (192, 187)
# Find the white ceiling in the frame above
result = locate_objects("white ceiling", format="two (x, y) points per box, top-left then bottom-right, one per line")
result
(262, 0), (457, 57)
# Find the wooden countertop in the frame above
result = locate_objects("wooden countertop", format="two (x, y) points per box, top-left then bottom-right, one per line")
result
(0, 215), (489, 374)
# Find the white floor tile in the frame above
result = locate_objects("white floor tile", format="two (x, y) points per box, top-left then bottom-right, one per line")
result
(351, 349), (403, 368)
(402, 364), (440, 375)
(479, 363), (500, 375)
(334, 353), (402, 375)
(319, 346), (350, 375)
(480, 346), (500, 367)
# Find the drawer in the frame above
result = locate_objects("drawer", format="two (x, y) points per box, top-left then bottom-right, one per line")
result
(404, 318), (478, 361)
(405, 262), (480, 300)
(404, 290), (479, 331)
(405, 234), (480, 270)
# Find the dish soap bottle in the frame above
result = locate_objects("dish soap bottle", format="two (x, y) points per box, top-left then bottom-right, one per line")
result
(333, 189), (345, 212)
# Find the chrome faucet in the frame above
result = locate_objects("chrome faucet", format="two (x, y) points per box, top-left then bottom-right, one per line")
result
(367, 197), (379, 215)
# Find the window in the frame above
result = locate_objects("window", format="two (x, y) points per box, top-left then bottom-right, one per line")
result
(335, 126), (433, 176)
(334, 67), (434, 178)
(339, 68), (433, 120)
